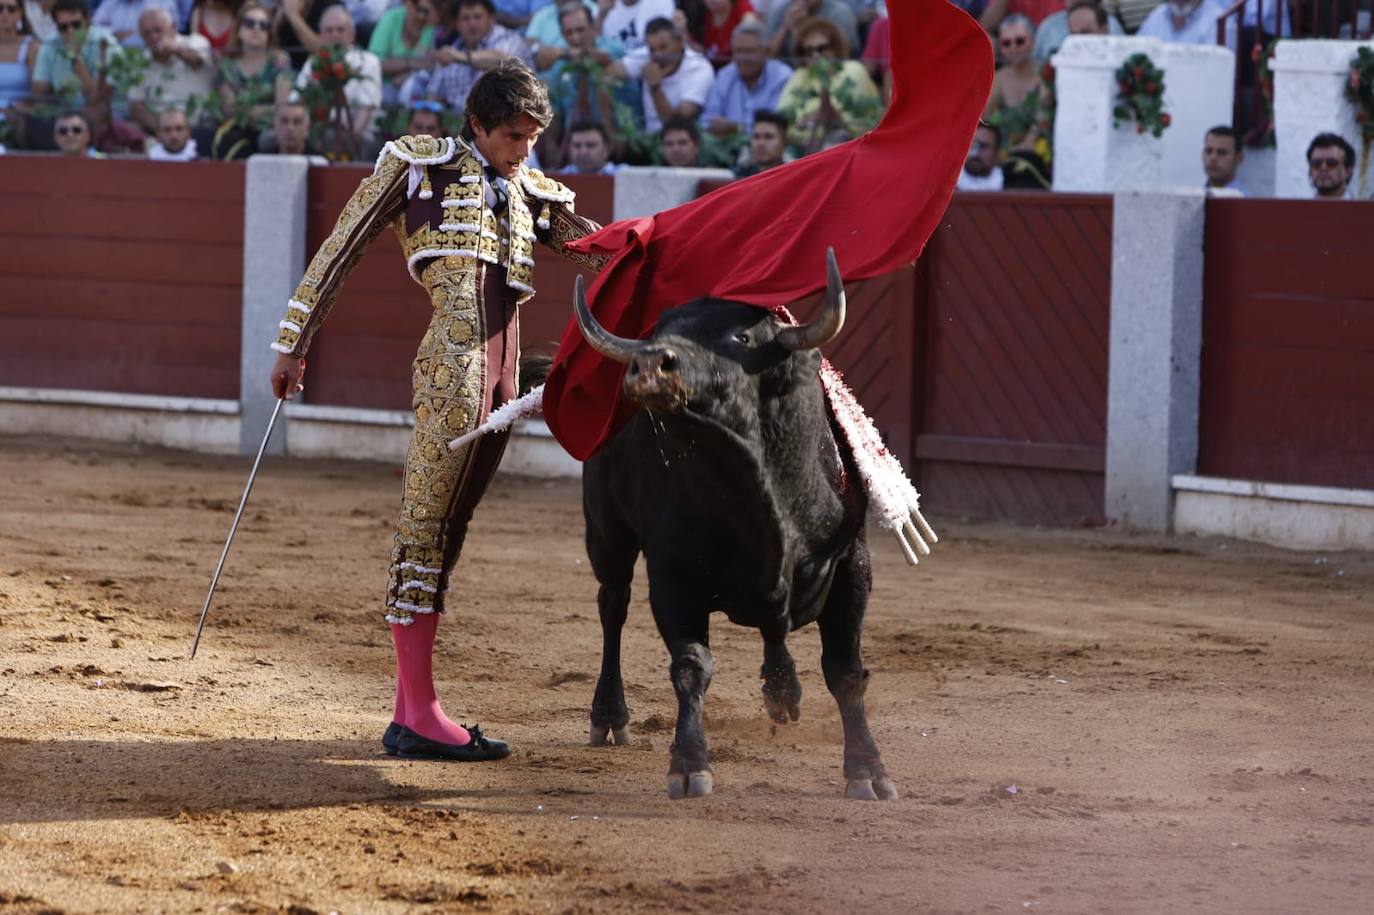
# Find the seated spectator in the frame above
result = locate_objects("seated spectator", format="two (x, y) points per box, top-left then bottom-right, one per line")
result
(610, 15), (713, 134)
(700, 18), (791, 138)
(146, 105), (197, 158)
(92, 0), (176, 48)
(764, 0), (856, 64)
(526, 0), (596, 79)
(557, 117), (617, 172)
(24, 0), (56, 42)
(52, 107), (98, 154)
(660, 112), (699, 165)
(406, 98), (444, 136)
(1137, 0), (1236, 48)
(369, 0), (437, 105)
(0, 0), (40, 120)
(956, 122), (1004, 191)
(544, 1), (632, 162)
(598, 0), (673, 53)
(733, 107), (786, 176)
(32, 0), (121, 109)
(424, 0), (533, 114)
(776, 17), (879, 153)
(271, 99), (319, 153)
(1033, 0), (1123, 63)
(216, 1), (292, 125)
(983, 14), (1043, 153)
(1307, 132), (1356, 200)
(698, 0), (756, 67)
(128, 7), (214, 134)
(492, 0), (549, 31)
(188, 0), (241, 55)
(1202, 125), (1243, 194)
(294, 5), (382, 145)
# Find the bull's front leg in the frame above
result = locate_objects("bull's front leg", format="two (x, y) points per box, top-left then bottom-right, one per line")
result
(665, 635), (714, 798)
(817, 542), (899, 801)
(589, 581), (632, 746)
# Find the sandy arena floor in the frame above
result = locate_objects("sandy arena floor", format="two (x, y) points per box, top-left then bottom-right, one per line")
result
(0, 435), (1371, 914)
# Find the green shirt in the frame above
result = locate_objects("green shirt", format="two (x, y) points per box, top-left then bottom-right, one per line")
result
(367, 7), (434, 61)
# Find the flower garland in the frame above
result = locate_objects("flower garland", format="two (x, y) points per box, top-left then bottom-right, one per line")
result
(1252, 39), (1278, 148)
(1112, 53), (1171, 138)
(1345, 47), (1374, 140)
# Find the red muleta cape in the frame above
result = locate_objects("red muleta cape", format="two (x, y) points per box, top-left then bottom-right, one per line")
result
(543, 0), (994, 461)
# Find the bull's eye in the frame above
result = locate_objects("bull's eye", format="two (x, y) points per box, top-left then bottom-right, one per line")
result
(734, 331), (751, 345)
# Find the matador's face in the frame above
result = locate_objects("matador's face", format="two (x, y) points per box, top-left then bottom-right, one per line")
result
(471, 113), (543, 179)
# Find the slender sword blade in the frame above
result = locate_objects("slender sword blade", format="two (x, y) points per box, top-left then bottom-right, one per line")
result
(189, 397), (286, 659)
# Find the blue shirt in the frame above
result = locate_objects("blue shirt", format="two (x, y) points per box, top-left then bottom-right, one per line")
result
(699, 59), (793, 133)
(494, 0), (553, 20)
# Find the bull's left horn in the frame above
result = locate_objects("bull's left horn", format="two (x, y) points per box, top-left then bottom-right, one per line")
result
(573, 274), (648, 365)
(777, 247), (847, 352)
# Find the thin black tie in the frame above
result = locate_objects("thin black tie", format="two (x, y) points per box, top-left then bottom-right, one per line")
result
(483, 164), (508, 215)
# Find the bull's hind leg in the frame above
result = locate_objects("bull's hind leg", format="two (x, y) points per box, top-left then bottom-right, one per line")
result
(585, 520), (638, 747)
(818, 541), (899, 801)
(760, 637), (802, 723)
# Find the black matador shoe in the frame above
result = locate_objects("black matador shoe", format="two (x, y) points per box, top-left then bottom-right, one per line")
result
(394, 724), (512, 762)
(382, 721), (403, 756)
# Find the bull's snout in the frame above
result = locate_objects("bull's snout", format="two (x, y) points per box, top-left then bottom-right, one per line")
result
(628, 347), (679, 379)
(623, 346), (689, 411)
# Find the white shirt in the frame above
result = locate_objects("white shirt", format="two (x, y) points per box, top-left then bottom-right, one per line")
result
(1137, 0), (1238, 49)
(127, 34), (215, 107)
(600, 0), (675, 52)
(620, 46), (715, 135)
(147, 137), (199, 161)
(295, 48), (384, 132)
(957, 168), (1004, 192)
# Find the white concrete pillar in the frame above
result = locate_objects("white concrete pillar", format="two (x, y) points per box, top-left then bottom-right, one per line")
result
(1105, 189), (1206, 532)
(240, 155), (310, 456)
(612, 166), (735, 220)
(1271, 38), (1374, 199)
(1052, 36), (1234, 193)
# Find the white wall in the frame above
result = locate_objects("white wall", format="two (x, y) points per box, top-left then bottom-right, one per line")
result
(1271, 39), (1374, 199)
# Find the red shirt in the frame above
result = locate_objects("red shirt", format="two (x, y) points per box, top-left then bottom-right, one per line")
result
(1009, 0), (1065, 25)
(702, 0), (754, 67)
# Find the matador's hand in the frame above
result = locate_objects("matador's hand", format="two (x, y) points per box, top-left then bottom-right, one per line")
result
(270, 353), (306, 400)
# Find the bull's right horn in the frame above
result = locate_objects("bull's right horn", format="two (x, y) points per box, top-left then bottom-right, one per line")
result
(573, 274), (649, 365)
(776, 247), (847, 352)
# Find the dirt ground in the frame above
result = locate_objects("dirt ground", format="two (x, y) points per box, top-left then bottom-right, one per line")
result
(0, 435), (1371, 915)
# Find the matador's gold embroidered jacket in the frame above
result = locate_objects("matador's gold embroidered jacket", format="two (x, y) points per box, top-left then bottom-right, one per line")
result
(270, 133), (606, 357)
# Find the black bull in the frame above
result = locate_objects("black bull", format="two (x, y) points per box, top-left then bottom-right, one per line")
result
(572, 251), (899, 801)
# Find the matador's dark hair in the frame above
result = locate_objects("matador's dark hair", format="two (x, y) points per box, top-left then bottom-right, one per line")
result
(463, 59), (552, 140)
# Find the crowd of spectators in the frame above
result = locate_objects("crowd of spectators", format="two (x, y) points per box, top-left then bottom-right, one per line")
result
(0, 0), (1363, 198)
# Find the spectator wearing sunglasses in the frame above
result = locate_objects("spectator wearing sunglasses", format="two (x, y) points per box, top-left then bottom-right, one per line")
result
(217, 1), (292, 118)
(982, 13), (1043, 154)
(775, 16), (878, 154)
(369, 0), (437, 105)
(1307, 132), (1358, 200)
(763, 0), (856, 63)
(31, 0), (120, 109)
(52, 107), (99, 154)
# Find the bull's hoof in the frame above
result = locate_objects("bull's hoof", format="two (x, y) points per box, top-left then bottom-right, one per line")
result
(763, 695), (801, 724)
(589, 723), (631, 747)
(845, 777), (900, 801)
(667, 770), (714, 799)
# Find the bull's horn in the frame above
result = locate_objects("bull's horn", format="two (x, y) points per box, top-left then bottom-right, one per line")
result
(777, 247), (847, 352)
(573, 274), (648, 365)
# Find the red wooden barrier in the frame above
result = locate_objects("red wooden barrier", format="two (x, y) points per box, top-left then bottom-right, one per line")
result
(302, 165), (615, 409)
(915, 192), (1113, 525)
(1199, 198), (1374, 489)
(0, 156), (244, 399)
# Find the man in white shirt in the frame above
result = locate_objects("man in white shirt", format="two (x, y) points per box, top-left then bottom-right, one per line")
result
(127, 7), (213, 132)
(610, 15), (713, 134)
(1137, 0), (1237, 48)
(956, 123), (1004, 192)
(1202, 125), (1245, 195)
(597, 0), (673, 52)
(295, 5), (384, 145)
(146, 107), (198, 160)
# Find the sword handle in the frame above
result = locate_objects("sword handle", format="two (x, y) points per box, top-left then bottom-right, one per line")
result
(190, 397), (287, 659)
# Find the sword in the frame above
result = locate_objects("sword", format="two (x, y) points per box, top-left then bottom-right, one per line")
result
(190, 396), (288, 659)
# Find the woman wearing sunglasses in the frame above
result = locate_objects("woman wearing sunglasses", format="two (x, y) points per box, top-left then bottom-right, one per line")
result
(775, 16), (880, 155)
(982, 13), (1043, 153)
(210, 1), (290, 155)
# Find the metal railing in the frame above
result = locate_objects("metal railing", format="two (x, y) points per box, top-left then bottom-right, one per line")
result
(1219, 0), (1374, 143)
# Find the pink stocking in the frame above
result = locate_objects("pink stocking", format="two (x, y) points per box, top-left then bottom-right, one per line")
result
(390, 613), (472, 746)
